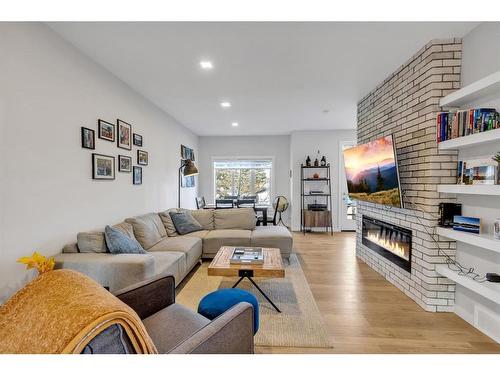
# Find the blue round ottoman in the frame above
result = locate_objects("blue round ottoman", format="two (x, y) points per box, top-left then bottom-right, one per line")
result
(198, 288), (259, 334)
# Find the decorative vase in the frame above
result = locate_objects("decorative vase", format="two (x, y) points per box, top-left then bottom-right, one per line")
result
(306, 156), (311, 166)
(321, 156), (326, 166)
(314, 158), (319, 167)
(494, 219), (500, 239)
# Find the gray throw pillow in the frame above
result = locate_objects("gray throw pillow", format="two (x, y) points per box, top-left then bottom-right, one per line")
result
(104, 225), (147, 254)
(169, 211), (203, 235)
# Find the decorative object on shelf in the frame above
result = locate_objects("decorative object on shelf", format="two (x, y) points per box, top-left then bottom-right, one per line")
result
(494, 219), (500, 239)
(98, 119), (115, 142)
(92, 153), (115, 180)
(313, 173), (320, 179)
(137, 150), (148, 166)
(438, 203), (462, 228)
(178, 159), (198, 207)
(180, 144), (195, 160)
(492, 152), (500, 184)
(314, 158), (319, 166)
(471, 158), (496, 185)
(133, 166), (142, 185)
(458, 158), (497, 185)
(17, 251), (55, 275)
(118, 155), (132, 173)
(453, 215), (481, 234)
(81, 127), (95, 150)
(320, 156), (326, 166)
(117, 119), (132, 150)
(133, 133), (143, 147)
(305, 156), (311, 166)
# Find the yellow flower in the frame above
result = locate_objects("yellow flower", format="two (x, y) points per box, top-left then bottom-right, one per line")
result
(17, 251), (55, 274)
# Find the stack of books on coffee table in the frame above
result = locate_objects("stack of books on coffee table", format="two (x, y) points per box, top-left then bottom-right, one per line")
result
(230, 247), (264, 264)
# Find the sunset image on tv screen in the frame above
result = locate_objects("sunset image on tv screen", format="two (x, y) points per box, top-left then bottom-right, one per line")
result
(343, 135), (402, 208)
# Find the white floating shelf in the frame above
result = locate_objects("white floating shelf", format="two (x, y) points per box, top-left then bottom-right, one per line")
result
(435, 265), (500, 305)
(438, 128), (500, 150)
(437, 184), (500, 195)
(436, 227), (500, 254)
(440, 70), (500, 107)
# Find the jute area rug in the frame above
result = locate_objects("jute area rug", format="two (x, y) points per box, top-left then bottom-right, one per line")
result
(176, 254), (332, 348)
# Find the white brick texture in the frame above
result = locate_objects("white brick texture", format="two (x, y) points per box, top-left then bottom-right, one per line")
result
(356, 39), (461, 311)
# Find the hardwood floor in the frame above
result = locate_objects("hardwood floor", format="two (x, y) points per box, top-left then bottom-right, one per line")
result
(256, 232), (500, 354)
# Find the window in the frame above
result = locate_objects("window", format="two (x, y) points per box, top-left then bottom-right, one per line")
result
(213, 158), (273, 204)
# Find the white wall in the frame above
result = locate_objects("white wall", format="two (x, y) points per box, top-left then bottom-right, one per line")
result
(0, 23), (198, 302)
(198, 135), (291, 222)
(290, 130), (357, 231)
(451, 23), (500, 342)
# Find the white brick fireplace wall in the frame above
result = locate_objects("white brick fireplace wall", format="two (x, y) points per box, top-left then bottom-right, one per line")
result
(356, 39), (462, 312)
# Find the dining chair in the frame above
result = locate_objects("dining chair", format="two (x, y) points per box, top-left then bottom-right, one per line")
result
(216, 199), (234, 209)
(195, 196), (206, 209)
(237, 198), (256, 208)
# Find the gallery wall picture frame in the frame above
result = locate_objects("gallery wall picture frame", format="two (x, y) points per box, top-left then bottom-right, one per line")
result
(181, 175), (195, 188)
(118, 155), (132, 173)
(117, 119), (132, 150)
(180, 144), (195, 160)
(133, 133), (143, 147)
(98, 119), (115, 142)
(92, 153), (115, 180)
(137, 150), (148, 166)
(133, 166), (142, 185)
(81, 127), (95, 149)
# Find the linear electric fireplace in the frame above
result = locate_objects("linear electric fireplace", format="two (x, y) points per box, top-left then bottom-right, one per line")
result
(362, 216), (412, 272)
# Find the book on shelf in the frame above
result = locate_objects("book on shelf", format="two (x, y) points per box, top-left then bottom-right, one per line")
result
(436, 108), (499, 143)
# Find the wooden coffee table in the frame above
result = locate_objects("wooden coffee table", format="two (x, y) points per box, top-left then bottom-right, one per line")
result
(208, 246), (285, 312)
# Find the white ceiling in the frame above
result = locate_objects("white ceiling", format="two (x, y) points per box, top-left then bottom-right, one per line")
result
(48, 22), (478, 136)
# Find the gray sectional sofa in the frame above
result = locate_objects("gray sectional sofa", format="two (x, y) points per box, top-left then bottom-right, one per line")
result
(55, 208), (293, 292)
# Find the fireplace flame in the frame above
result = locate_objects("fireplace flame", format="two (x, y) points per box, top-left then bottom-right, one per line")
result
(366, 231), (409, 260)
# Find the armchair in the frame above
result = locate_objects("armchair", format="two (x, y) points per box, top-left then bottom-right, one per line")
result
(114, 274), (255, 354)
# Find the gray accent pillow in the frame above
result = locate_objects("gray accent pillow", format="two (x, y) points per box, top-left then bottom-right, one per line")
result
(104, 225), (147, 254)
(169, 211), (203, 235)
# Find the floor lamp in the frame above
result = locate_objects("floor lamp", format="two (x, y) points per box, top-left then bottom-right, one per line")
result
(178, 159), (198, 208)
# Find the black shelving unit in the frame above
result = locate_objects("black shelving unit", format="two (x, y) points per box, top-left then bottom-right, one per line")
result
(300, 164), (333, 235)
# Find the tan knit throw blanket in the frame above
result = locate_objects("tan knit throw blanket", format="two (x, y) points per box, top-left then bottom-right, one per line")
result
(0, 269), (157, 354)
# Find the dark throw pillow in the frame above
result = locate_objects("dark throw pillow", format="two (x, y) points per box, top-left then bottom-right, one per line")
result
(169, 211), (203, 235)
(104, 225), (147, 254)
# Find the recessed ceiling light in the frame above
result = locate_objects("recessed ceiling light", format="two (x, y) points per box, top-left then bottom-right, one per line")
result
(232, 122), (239, 127)
(220, 101), (231, 108)
(199, 60), (213, 70)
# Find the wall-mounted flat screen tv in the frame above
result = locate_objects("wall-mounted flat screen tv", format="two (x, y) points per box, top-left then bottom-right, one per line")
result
(343, 135), (403, 208)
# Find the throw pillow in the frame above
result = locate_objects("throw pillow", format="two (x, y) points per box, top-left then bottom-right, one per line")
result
(169, 211), (203, 235)
(104, 225), (147, 254)
(159, 209), (179, 237)
(77, 232), (108, 253)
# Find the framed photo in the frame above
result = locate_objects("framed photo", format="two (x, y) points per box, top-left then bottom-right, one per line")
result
(133, 133), (143, 147)
(98, 119), (115, 142)
(137, 150), (148, 166)
(181, 175), (195, 188)
(453, 215), (481, 234)
(81, 127), (95, 149)
(117, 119), (132, 150)
(463, 158), (497, 185)
(133, 166), (142, 185)
(180, 144), (195, 160)
(118, 155), (132, 173)
(92, 153), (115, 180)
